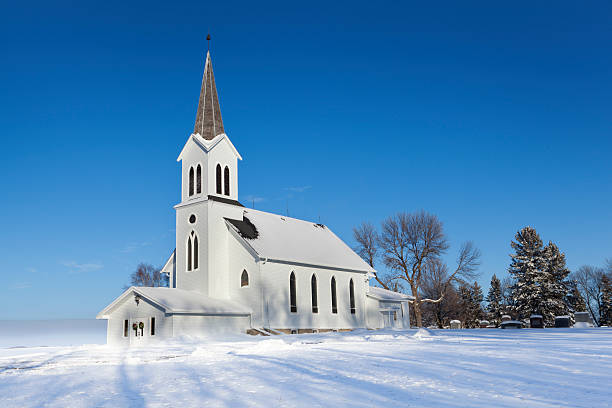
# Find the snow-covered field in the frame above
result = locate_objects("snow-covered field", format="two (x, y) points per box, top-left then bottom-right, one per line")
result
(0, 322), (610, 407)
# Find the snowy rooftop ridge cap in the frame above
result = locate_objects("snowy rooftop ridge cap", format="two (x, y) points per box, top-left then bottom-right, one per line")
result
(193, 50), (224, 140)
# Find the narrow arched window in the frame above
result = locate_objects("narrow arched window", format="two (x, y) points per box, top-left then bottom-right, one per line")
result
(311, 274), (318, 313)
(224, 166), (230, 196)
(349, 279), (355, 314)
(331, 276), (337, 314)
(241, 270), (249, 287)
(290, 272), (297, 313)
(196, 164), (202, 194)
(193, 235), (198, 269)
(187, 236), (192, 271)
(216, 164), (222, 194)
(189, 167), (195, 197)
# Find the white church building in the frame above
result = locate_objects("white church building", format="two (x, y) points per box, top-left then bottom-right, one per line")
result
(97, 48), (413, 345)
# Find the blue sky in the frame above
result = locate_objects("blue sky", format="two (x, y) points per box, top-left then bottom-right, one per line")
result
(1, 1), (611, 319)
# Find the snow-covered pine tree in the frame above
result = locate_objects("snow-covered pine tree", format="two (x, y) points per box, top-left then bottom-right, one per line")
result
(458, 283), (471, 328)
(568, 281), (587, 317)
(600, 274), (611, 327)
(486, 274), (503, 327)
(540, 242), (570, 326)
(508, 226), (547, 321)
(471, 281), (484, 326)
(459, 281), (484, 328)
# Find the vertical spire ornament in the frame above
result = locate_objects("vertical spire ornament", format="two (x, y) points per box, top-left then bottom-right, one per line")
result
(193, 36), (225, 140)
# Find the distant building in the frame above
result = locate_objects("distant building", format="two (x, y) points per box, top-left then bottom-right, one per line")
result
(97, 46), (413, 345)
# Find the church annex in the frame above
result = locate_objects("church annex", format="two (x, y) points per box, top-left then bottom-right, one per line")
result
(97, 46), (413, 345)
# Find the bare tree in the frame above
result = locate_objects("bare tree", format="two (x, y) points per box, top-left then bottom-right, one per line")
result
(353, 222), (389, 289)
(571, 265), (606, 326)
(420, 259), (462, 328)
(379, 211), (481, 327)
(125, 263), (166, 289)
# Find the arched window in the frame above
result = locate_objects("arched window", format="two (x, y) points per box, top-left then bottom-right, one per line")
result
(331, 276), (337, 314)
(311, 274), (318, 313)
(224, 166), (230, 196)
(187, 231), (198, 271)
(241, 270), (249, 287)
(189, 167), (194, 197)
(193, 235), (198, 269)
(187, 236), (192, 271)
(196, 164), (202, 194)
(349, 279), (356, 314)
(290, 272), (297, 313)
(216, 164), (222, 194)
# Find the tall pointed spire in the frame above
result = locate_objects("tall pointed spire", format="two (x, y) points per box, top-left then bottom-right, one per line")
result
(193, 50), (224, 140)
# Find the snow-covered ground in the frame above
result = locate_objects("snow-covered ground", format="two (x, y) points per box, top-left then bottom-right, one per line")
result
(0, 323), (611, 407)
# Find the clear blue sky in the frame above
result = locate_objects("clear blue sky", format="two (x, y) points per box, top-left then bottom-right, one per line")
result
(1, 1), (610, 319)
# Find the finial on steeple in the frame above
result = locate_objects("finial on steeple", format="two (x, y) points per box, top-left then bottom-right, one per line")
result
(207, 33), (211, 51)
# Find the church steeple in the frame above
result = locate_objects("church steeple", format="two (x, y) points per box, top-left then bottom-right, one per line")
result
(193, 50), (225, 140)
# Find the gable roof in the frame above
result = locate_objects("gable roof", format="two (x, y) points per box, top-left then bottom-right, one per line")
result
(177, 133), (242, 162)
(225, 209), (376, 274)
(97, 287), (251, 319)
(367, 286), (415, 301)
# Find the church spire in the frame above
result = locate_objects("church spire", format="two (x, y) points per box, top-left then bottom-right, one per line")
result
(193, 47), (224, 140)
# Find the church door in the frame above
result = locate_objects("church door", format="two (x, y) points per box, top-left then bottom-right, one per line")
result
(129, 317), (146, 345)
(382, 312), (392, 328)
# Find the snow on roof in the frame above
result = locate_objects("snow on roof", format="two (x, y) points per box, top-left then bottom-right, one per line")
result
(225, 209), (375, 274)
(97, 287), (251, 318)
(367, 286), (414, 301)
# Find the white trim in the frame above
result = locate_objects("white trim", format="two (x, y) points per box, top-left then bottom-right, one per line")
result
(177, 133), (243, 162)
(223, 165), (230, 196)
(97, 287), (252, 318)
(186, 230), (199, 272)
(188, 165), (195, 197)
(310, 272), (318, 314)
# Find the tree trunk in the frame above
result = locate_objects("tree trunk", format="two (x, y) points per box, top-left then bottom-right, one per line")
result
(411, 285), (423, 327)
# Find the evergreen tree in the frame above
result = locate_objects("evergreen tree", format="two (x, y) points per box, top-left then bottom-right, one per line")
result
(600, 274), (612, 327)
(540, 242), (570, 326)
(486, 274), (503, 327)
(508, 227), (547, 320)
(568, 281), (587, 313)
(459, 281), (484, 328)
(471, 281), (484, 326)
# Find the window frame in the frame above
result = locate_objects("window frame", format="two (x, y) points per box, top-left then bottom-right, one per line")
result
(241, 269), (249, 287)
(216, 164), (222, 194)
(186, 231), (198, 272)
(196, 164), (202, 194)
(290, 272), (297, 313)
(349, 278), (356, 314)
(224, 166), (230, 196)
(188, 166), (195, 197)
(311, 274), (318, 313)
(187, 236), (192, 271)
(331, 276), (337, 314)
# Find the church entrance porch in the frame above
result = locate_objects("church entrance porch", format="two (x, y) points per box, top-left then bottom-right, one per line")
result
(380, 308), (400, 329)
